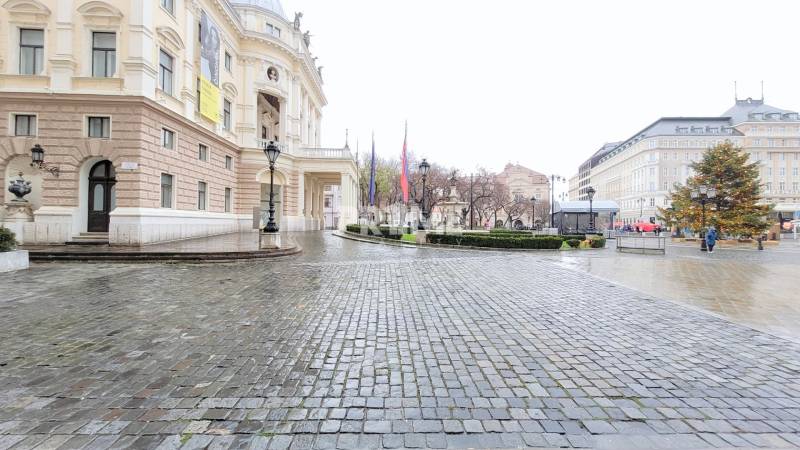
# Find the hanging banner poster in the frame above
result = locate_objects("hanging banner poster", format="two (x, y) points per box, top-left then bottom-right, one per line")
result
(199, 10), (221, 123)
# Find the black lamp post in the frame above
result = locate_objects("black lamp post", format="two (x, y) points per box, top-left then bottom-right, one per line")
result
(549, 174), (562, 228)
(29, 144), (60, 177)
(690, 184), (716, 251)
(263, 141), (281, 233)
(416, 159), (430, 230)
(586, 186), (596, 233)
(530, 195), (536, 229)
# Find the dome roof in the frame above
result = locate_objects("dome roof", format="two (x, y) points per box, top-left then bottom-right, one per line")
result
(232, 0), (286, 19)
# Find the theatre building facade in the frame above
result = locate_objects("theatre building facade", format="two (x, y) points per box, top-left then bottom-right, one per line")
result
(0, 0), (357, 245)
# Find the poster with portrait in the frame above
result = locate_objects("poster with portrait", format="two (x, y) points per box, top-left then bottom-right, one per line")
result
(199, 10), (221, 123)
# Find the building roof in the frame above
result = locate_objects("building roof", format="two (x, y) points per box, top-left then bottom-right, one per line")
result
(721, 97), (797, 124)
(554, 200), (619, 213)
(231, 0), (287, 19)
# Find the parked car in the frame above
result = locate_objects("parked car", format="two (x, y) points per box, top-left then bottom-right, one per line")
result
(632, 221), (661, 233)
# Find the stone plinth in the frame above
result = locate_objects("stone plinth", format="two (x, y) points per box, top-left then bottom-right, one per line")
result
(259, 232), (281, 249)
(415, 230), (427, 244)
(0, 250), (29, 273)
(3, 202), (33, 223)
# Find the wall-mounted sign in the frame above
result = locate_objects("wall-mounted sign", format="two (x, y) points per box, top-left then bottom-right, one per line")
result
(120, 162), (138, 170)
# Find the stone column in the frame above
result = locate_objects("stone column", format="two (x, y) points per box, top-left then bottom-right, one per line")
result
(242, 58), (258, 149)
(123, 0), (157, 97)
(182, 2), (197, 118)
(50, 0), (75, 91)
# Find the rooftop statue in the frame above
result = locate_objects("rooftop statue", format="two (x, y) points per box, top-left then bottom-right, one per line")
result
(293, 12), (303, 31)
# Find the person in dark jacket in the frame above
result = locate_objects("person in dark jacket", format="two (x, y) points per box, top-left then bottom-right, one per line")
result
(705, 226), (718, 253)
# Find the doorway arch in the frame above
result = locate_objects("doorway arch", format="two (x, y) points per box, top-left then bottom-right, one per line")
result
(87, 160), (116, 232)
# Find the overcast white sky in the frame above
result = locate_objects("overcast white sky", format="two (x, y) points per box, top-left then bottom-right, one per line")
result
(286, 0), (800, 180)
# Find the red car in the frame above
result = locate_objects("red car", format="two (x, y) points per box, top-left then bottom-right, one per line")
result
(632, 222), (661, 233)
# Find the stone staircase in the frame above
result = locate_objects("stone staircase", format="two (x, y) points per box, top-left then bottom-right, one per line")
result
(66, 232), (109, 245)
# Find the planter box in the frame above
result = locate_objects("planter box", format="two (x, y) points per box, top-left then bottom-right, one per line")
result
(0, 250), (29, 273)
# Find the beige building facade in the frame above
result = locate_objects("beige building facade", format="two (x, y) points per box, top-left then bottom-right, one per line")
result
(568, 98), (800, 225)
(0, 0), (357, 245)
(494, 163), (550, 228)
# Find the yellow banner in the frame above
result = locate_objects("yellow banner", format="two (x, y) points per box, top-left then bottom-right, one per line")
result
(199, 76), (220, 123)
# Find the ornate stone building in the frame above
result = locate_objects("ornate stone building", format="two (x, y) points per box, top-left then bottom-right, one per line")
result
(568, 97), (800, 225)
(494, 163), (550, 227)
(0, 0), (357, 245)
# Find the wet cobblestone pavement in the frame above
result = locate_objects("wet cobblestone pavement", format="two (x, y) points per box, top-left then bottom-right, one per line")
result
(1, 232), (799, 449)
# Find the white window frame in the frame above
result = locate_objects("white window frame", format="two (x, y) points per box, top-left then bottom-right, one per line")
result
(161, 128), (175, 150)
(223, 98), (232, 130)
(19, 28), (45, 75)
(197, 181), (207, 211)
(160, 0), (175, 16)
(91, 31), (117, 78)
(224, 187), (232, 213)
(224, 51), (232, 72)
(198, 143), (209, 162)
(225, 155), (233, 170)
(160, 173), (175, 208)
(158, 49), (174, 95)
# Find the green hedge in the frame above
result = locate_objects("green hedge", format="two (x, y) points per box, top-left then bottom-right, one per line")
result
(345, 224), (412, 240)
(587, 235), (606, 248)
(0, 227), (16, 252)
(427, 233), (563, 249)
(566, 239), (581, 248)
(489, 229), (532, 236)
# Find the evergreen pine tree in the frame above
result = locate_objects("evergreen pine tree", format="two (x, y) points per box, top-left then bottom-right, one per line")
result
(659, 141), (770, 237)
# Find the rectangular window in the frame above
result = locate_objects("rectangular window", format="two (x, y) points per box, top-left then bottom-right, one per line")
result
(160, 173), (173, 208)
(197, 181), (207, 210)
(162, 128), (174, 149)
(19, 29), (44, 75)
(650, 198), (655, 207)
(198, 144), (208, 161)
(223, 99), (231, 130)
(159, 50), (174, 95)
(780, 167), (786, 176)
(14, 114), (36, 136)
(224, 52), (232, 71)
(780, 182), (786, 192)
(794, 168), (799, 177)
(196, 77), (201, 112)
(224, 187), (232, 212)
(794, 182), (799, 192)
(88, 116), (110, 138)
(160, 0), (174, 15)
(92, 32), (116, 77)
(225, 155), (233, 170)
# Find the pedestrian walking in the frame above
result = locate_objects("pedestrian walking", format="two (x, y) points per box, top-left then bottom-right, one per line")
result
(706, 226), (718, 253)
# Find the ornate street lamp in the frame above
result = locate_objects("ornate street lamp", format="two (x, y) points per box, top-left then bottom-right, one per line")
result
(586, 186), (596, 233)
(530, 195), (536, 230)
(413, 159), (431, 230)
(549, 174), (563, 228)
(29, 144), (60, 177)
(263, 141), (281, 233)
(690, 184), (716, 251)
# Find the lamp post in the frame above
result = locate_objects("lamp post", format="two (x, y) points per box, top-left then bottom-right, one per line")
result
(530, 195), (536, 229)
(416, 159), (430, 230)
(690, 184), (716, 251)
(263, 141), (281, 233)
(586, 186), (596, 233)
(549, 174), (562, 228)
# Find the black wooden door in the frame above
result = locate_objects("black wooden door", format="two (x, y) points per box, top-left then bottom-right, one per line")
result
(87, 161), (116, 232)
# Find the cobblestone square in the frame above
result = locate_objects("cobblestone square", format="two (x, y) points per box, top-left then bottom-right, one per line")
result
(1, 233), (799, 449)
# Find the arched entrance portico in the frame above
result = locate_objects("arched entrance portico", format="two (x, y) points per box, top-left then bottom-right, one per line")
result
(87, 160), (116, 232)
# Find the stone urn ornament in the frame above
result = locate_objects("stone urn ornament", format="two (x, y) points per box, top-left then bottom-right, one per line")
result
(7, 172), (31, 202)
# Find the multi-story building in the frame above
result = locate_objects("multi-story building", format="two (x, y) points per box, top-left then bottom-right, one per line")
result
(0, 0), (358, 245)
(569, 97), (800, 225)
(494, 163), (550, 227)
(569, 142), (621, 201)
